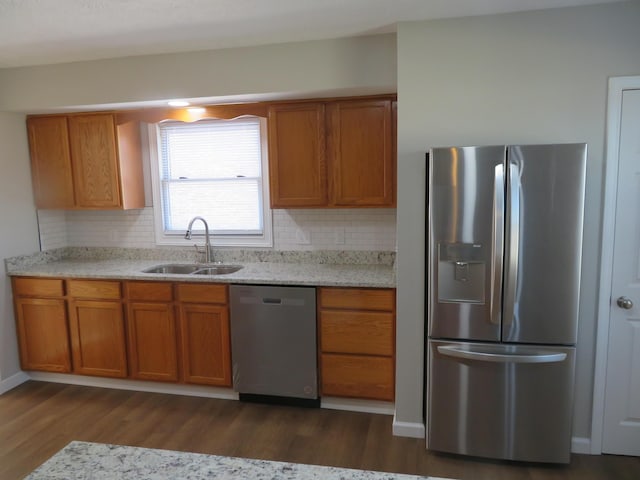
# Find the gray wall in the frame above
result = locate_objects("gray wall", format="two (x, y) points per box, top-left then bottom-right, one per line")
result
(395, 0), (640, 439)
(0, 34), (396, 112)
(0, 112), (39, 382)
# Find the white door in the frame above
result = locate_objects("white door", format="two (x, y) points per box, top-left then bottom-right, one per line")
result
(602, 88), (640, 456)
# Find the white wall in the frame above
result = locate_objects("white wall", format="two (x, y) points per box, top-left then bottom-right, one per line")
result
(395, 0), (640, 442)
(0, 113), (39, 382)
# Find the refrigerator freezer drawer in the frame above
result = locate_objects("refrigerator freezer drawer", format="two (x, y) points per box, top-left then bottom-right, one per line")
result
(427, 340), (576, 463)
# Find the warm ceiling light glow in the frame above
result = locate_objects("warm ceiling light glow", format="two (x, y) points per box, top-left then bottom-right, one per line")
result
(168, 100), (190, 107)
(187, 107), (206, 114)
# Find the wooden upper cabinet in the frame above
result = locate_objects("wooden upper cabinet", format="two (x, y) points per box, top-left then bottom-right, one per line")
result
(268, 103), (327, 208)
(327, 99), (395, 207)
(267, 96), (395, 209)
(68, 114), (121, 208)
(26, 113), (144, 210)
(27, 116), (75, 208)
(68, 114), (144, 209)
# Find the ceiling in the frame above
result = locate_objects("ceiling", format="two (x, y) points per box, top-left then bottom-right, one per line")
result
(0, 0), (622, 69)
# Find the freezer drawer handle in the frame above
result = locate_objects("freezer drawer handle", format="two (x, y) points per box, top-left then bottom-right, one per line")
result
(437, 345), (567, 364)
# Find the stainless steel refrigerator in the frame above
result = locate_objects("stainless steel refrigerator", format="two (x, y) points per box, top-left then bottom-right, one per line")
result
(426, 144), (587, 464)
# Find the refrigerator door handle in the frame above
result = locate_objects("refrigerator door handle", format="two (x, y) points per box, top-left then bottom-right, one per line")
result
(490, 163), (505, 325)
(437, 345), (567, 364)
(503, 161), (521, 326)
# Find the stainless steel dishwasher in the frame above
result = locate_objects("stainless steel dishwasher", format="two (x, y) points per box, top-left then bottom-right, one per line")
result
(229, 284), (318, 406)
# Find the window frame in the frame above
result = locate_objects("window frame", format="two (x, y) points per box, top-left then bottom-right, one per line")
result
(147, 118), (273, 248)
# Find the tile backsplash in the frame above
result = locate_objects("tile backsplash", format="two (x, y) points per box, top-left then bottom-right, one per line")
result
(37, 208), (397, 252)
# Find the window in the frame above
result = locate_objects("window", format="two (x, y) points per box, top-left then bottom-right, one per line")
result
(149, 117), (272, 247)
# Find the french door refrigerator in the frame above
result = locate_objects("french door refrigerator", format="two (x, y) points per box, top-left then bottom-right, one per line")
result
(426, 144), (587, 464)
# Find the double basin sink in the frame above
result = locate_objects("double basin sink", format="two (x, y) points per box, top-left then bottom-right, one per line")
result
(142, 263), (243, 276)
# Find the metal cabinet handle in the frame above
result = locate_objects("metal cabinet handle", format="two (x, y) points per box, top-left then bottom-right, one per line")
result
(617, 296), (633, 309)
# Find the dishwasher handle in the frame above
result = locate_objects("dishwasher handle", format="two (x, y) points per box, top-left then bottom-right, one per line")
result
(262, 297), (282, 304)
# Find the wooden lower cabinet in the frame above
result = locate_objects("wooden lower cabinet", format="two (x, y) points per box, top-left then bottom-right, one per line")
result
(321, 353), (394, 400)
(179, 303), (231, 386)
(12, 277), (70, 373)
(68, 299), (127, 378)
(14, 297), (71, 372)
(127, 302), (178, 382)
(318, 287), (396, 401)
(176, 283), (231, 387)
(125, 281), (178, 382)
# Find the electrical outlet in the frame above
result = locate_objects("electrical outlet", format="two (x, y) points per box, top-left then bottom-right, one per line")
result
(334, 228), (345, 244)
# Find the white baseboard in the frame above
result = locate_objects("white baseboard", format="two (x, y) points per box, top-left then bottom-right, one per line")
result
(321, 396), (394, 415)
(392, 414), (425, 438)
(27, 372), (239, 400)
(0, 371), (30, 395)
(571, 436), (593, 455)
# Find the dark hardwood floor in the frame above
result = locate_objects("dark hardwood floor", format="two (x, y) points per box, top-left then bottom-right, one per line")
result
(1, 381), (638, 479)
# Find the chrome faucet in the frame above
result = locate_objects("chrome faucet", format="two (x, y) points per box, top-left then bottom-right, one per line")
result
(185, 216), (213, 263)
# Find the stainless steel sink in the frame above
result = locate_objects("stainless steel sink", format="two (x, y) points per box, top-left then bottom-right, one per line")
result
(142, 263), (243, 275)
(191, 265), (243, 275)
(142, 264), (204, 274)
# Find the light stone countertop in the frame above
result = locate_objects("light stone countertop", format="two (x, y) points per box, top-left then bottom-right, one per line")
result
(26, 441), (438, 480)
(5, 248), (396, 288)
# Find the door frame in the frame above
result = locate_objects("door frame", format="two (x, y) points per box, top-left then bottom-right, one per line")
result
(590, 75), (640, 454)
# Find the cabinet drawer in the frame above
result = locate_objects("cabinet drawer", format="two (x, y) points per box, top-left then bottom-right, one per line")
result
(320, 310), (393, 356)
(321, 353), (394, 401)
(13, 278), (64, 297)
(176, 283), (227, 304)
(126, 281), (173, 302)
(319, 287), (394, 311)
(67, 280), (121, 299)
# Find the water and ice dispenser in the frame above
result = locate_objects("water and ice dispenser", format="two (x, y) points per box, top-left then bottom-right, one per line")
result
(437, 243), (485, 304)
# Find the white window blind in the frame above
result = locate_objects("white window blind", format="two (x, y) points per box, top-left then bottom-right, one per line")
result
(157, 118), (266, 237)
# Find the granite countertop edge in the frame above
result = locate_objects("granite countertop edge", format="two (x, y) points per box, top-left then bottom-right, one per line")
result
(6, 258), (396, 289)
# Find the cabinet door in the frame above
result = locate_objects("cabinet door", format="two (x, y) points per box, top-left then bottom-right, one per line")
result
(179, 304), (231, 386)
(26, 116), (75, 208)
(68, 114), (122, 208)
(327, 99), (395, 206)
(127, 302), (178, 382)
(268, 103), (327, 207)
(68, 299), (127, 377)
(14, 298), (71, 372)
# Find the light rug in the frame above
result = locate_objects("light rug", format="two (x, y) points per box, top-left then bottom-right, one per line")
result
(26, 441), (452, 479)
